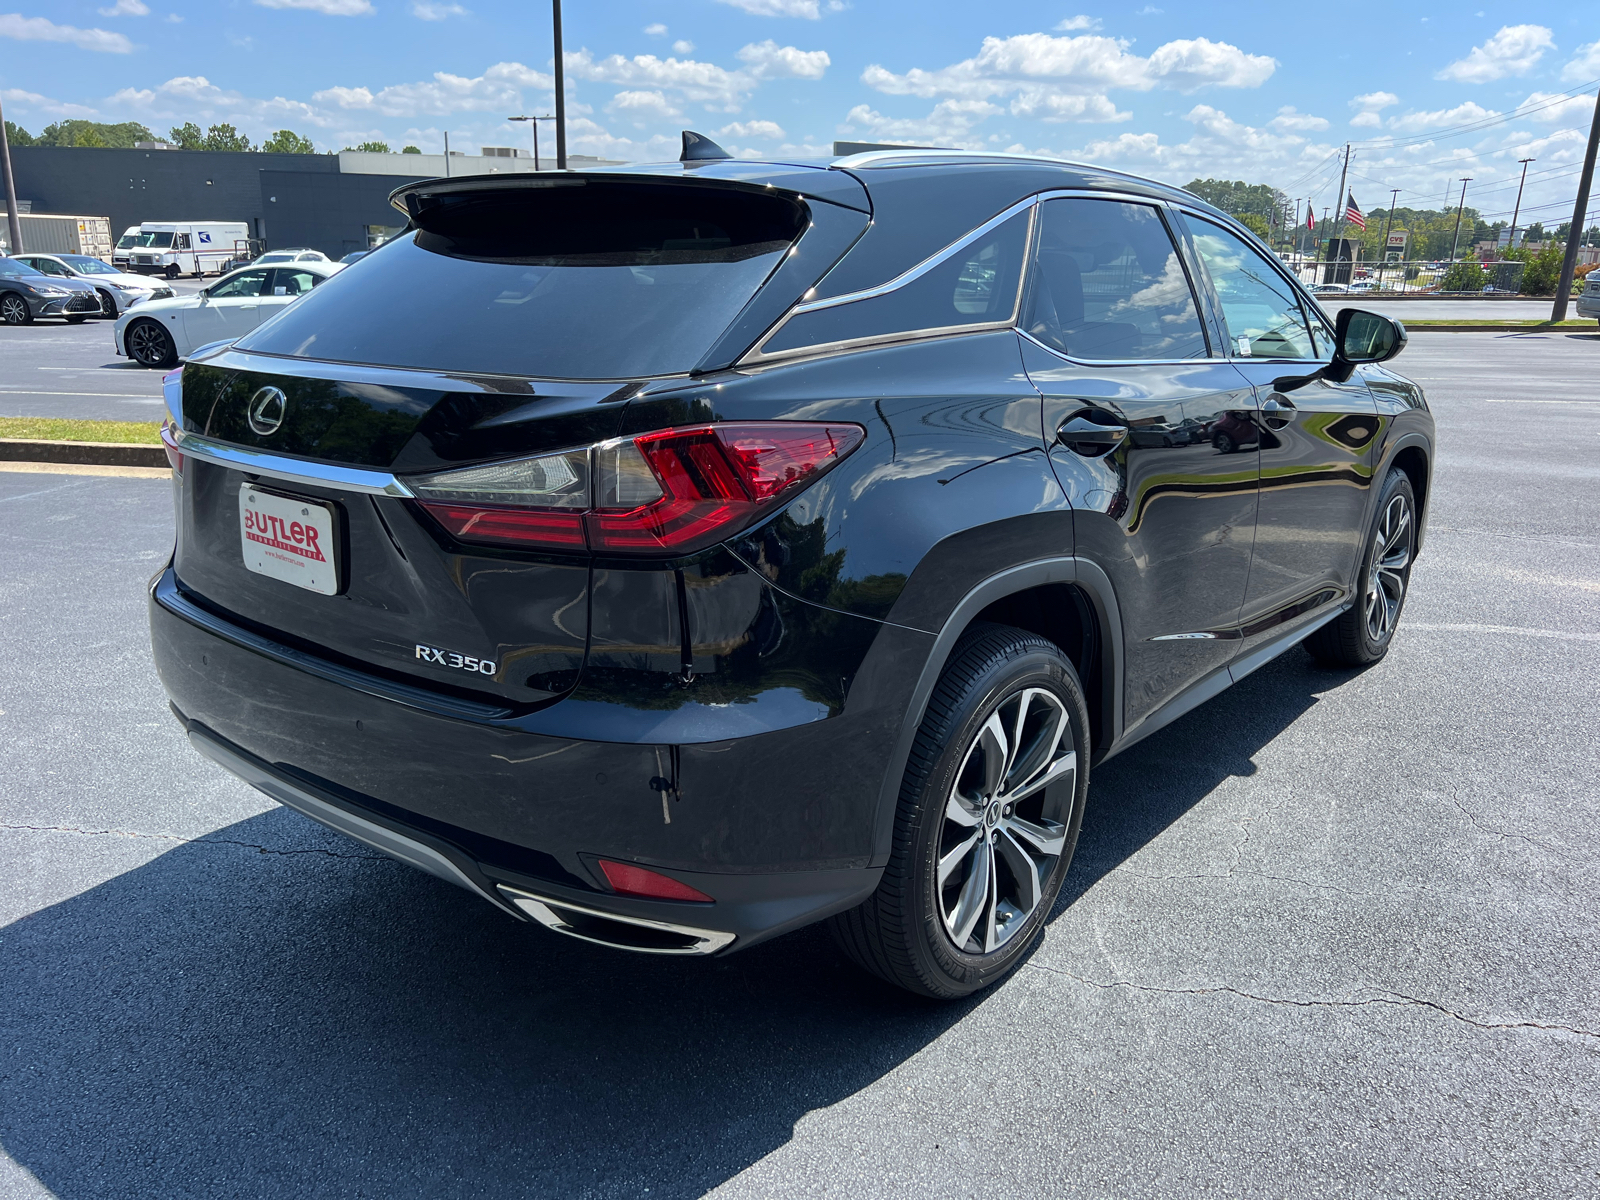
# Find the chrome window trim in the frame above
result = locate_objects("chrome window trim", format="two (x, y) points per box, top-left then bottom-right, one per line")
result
(168, 425), (415, 497)
(1017, 327), (1217, 370)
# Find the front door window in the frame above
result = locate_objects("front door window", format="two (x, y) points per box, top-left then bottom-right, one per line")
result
(1186, 218), (1317, 360)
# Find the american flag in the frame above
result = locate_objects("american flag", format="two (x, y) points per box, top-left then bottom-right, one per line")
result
(1345, 192), (1367, 231)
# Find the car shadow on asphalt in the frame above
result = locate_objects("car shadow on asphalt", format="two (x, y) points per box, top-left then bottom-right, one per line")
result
(0, 649), (1353, 1199)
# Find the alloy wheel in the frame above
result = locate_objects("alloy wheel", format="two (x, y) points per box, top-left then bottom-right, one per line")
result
(128, 321), (171, 366)
(1365, 493), (1413, 642)
(938, 687), (1075, 954)
(0, 293), (28, 325)
(97, 290), (117, 318)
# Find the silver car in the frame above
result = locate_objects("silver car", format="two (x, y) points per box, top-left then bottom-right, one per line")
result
(1577, 271), (1600, 324)
(10, 252), (173, 317)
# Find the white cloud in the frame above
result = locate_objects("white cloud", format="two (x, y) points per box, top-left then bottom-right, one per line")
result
(1436, 24), (1553, 83)
(254, 0), (374, 15)
(1065, 103), (1337, 187)
(0, 87), (99, 118)
(1512, 91), (1597, 124)
(644, 22), (667, 36)
(313, 61), (552, 116)
(1350, 111), (1382, 128)
(111, 74), (328, 127)
(1562, 40), (1600, 82)
(839, 99), (1004, 147)
(858, 30), (1273, 135)
(1053, 15), (1100, 31)
(98, 0), (150, 16)
(714, 0), (841, 16)
(672, 39), (694, 54)
(1350, 90), (1398, 111)
(607, 90), (683, 122)
(0, 14), (132, 52)
(412, 1), (468, 18)
(1269, 105), (1328, 132)
(719, 119), (786, 139)
(1386, 101), (1498, 133)
(737, 39), (829, 79)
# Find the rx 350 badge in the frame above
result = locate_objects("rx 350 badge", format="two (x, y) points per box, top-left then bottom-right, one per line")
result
(415, 643), (496, 676)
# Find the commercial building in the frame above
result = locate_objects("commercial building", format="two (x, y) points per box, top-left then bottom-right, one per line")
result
(6, 146), (624, 260)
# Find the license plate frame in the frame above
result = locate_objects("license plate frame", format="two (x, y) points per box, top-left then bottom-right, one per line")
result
(238, 482), (341, 596)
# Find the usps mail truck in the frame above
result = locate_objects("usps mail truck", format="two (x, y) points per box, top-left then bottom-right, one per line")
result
(125, 221), (250, 278)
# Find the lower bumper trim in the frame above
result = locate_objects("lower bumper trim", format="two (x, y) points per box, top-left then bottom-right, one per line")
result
(497, 885), (736, 956)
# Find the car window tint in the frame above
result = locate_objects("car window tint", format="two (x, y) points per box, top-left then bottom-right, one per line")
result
(760, 209), (1030, 356)
(270, 269), (320, 296)
(1023, 198), (1209, 361)
(210, 270), (269, 299)
(1186, 216), (1316, 360)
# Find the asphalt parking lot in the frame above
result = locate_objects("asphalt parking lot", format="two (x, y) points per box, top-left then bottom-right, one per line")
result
(2, 331), (1597, 1198)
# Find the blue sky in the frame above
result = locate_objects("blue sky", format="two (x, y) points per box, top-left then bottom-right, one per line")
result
(3, 1), (1598, 227)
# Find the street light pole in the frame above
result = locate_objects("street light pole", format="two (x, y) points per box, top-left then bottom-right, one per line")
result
(1552, 90), (1600, 322)
(1380, 188), (1400, 256)
(1448, 177), (1472, 262)
(0, 92), (23, 256)
(1508, 157), (1535, 251)
(552, 0), (567, 169)
(508, 114), (555, 170)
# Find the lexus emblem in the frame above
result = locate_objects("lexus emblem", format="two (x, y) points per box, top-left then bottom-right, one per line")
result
(247, 386), (287, 436)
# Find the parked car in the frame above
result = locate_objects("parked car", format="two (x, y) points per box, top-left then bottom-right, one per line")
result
(254, 248), (331, 265)
(114, 261), (339, 366)
(0, 256), (103, 324)
(1578, 272), (1600, 325)
(339, 250), (370, 264)
(10, 252), (173, 317)
(150, 144), (1434, 998)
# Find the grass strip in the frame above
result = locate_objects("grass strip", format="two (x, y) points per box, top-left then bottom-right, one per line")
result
(1404, 319), (1594, 328)
(0, 417), (163, 444)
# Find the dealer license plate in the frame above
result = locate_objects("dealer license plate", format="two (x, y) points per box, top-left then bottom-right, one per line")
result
(238, 483), (338, 595)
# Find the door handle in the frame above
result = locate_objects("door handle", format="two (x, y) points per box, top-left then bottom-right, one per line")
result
(1056, 411), (1128, 456)
(1261, 394), (1295, 428)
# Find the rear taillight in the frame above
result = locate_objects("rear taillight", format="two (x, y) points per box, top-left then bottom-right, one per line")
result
(159, 421), (183, 475)
(598, 859), (713, 903)
(409, 421), (864, 556)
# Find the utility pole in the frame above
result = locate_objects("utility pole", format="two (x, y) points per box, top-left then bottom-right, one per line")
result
(443, 130), (451, 177)
(1553, 90), (1600, 321)
(552, 0), (567, 169)
(1448, 177), (1472, 262)
(1508, 157), (1535, 251)
(0, 92), (23, 256)
(508, 114), (555, 170)
(1328, 143), (1351, 280)
(1380, 187), (1401, 274)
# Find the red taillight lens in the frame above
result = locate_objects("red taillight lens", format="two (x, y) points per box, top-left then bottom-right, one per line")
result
(598, 859), (714, 903)
(159, 421), (184, 475)
(409, 421), (864, 556)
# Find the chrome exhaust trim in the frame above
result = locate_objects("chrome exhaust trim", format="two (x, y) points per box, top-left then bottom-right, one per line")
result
(497, 885), (736, 956)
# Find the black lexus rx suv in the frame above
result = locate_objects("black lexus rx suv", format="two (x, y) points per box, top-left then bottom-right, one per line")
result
(151, 139), (1433, 998)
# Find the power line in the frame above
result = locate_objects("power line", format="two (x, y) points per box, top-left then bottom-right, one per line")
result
(1349, 78), (1600, 150)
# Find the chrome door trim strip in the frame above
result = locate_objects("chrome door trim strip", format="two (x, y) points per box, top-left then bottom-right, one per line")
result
(496, 885), (736, 955)
(167, 425), (416, 497)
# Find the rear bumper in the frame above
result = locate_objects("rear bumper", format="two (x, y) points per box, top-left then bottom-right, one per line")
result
(150, 566), (905, 953)
(1575, 294), (1600, 319)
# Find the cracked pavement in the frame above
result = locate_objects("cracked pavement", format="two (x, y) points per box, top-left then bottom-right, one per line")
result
(3, 331), (1599, 1198)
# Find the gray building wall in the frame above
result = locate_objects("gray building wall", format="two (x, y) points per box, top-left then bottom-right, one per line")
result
(8, 147), (425, 259)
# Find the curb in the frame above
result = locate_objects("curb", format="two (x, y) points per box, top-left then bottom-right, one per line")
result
(0, 438), (167, 469)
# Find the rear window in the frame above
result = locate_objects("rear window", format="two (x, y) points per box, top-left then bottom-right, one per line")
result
(238, 180), (807, 379)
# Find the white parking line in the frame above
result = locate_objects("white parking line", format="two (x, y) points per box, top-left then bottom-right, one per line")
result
(0, 389), (162, 399)
(1407, 623), (1600, 643)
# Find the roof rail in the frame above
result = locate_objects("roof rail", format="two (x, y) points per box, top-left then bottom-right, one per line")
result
(830, 148), (1094, 171)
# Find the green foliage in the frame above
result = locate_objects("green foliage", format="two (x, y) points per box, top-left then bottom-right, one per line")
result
(168, 122), (203, 150)
(1439, 260), (1487, 292)
(35, 120), (154, 148)
(201, 123), (252, 152)
(1183, 178), (1292, 243)
(1517, 243), (1568, 295)
(344, 140), (392, 153)
(401, 145), (422, 153)
(3, 120), (35, 147)
(261, 129), (315, 154)
(1237, 213), (1270, 239)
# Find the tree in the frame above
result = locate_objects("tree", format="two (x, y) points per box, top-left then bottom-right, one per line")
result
(35, 120), (154, 148)
(201, 123), (251, 152)
(1439, 261), (1487, 292)
(1518, 243), (1568, 295)
(168, 122), (203, 150)
(401, 145), (421, 154)
(1182, 178), (1293, 242)
(1237, 213), (1270, 239)
(261, 129), (315, 154)
(4, 121), (35, 147)
(344, 140), (392, 153)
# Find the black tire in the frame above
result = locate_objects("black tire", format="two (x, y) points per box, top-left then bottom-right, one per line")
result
(1305, 467), (1417, 667)
(0, 291), (32, 325)
(165, 264), (181, 280)
(126, 318), (177, 368)
(96, 289), (118, 318)
(830, 622), (1091, 999)
(1213, 432), (1235, 454)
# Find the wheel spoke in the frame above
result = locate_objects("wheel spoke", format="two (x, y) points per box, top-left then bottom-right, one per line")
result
(1004, 750), (1077, 805)
(947, 836), (993, 949)
(938, 829), (983, 887)
(1005, 690), (1067, 797)
(1383, 504), (1411, 553)
(1005, 812), (1068, 857)
(944, 790), (982, 828)
(977, 712), (1009, 800)
(997, 829), (1043, 919)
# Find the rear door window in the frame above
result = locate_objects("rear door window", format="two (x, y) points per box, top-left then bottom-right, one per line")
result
(238, 180), (807, 380)
(269, 269), (321, 296)
(759, 209), (1030, 357)
(210, 270), (269, 298)
(1023, 198), (1210, 362)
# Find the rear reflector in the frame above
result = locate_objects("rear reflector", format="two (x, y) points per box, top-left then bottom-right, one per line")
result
(407, 421), (864, 556)
(159, 421), (183, 475)
(598, 859), (714, 903)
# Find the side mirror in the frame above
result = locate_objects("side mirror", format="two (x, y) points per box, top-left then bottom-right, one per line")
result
(1333, 308), (1406, 369)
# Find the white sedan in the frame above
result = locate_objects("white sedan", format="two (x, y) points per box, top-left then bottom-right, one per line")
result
(113, 261), (341, 368)
(10, 252), (174, 317)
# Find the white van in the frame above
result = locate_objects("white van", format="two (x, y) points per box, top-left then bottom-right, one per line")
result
(111, 226), (142, 272)
(125, 222), (251, 279)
